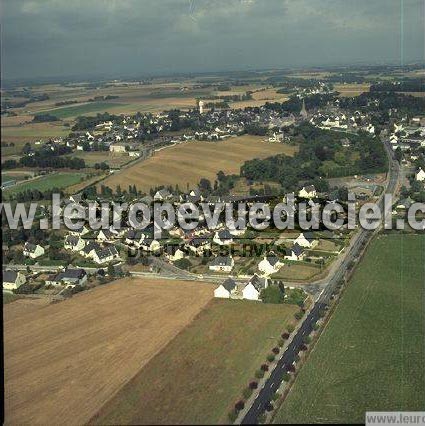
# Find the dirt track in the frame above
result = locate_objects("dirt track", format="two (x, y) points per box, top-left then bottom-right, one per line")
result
(4, 277), (213, 425)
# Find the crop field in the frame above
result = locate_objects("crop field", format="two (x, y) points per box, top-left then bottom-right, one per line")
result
(274, 233), (425, 423)
(99, 135), (297, 192)
(40, 101), (127, 119)
(4, 277), (213, 425)
(91, 299), (298, 425)
(334, 83), (370, 97)
(2, 172), (87, 197)
(67, 151), (133, 168)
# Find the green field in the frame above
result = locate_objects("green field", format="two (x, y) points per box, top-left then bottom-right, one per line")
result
(41, 102), (126, 119)
(3, 172), (87, 197)
(2, 292), (21, 304)
(274, 233), (425, 424)
(91, 299), (298, 425)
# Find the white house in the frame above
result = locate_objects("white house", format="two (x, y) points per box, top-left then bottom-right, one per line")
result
(154, 188), (172, 201)
(298, 185), (317, 199)
(214, 278), (237, 299)
(187, 236), (211, 255)
(140, 238), (161, 253)
(23, 242), (45, 259)
(294, 232), (318, 249)
(415, 168), (425, 182)
(69, 225), (90, 237)
(92, 246), (120, 264)
(242, 274), (269, 301)
(164, 246), (186, 262)
(284, 243), (305, 261)
(258, 254), (284, 276)
(3, 270), (26, 290)
(209, 256), (234, 273)
(213, 229), (234, 246)
(97, 229), (119, 243)
(46, 268), (88, 287)
(64, 235), (85, 252)
(109, 144), (127, 154)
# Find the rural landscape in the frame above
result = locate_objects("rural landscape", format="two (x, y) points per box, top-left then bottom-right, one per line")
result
(2, 1), (425, 425)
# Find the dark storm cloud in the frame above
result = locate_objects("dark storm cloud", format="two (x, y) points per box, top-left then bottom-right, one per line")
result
(1, 0), (424, 80)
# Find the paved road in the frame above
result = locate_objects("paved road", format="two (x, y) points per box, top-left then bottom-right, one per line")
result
(241, 140), (400, 425)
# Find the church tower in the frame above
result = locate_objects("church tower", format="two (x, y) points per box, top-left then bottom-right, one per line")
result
(300, 98), (308, 119)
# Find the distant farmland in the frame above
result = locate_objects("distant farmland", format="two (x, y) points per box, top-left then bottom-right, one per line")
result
(274, 233), (425, 423)
(4, 278), (213, 425)
(40, 101), (126, 119)
(91, 299), (298, 425)
(100, 135), (297, 192)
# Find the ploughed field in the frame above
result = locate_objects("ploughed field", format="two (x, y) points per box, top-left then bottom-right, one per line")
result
(4, 277), (213, 425)
(99, 135), (297, 192)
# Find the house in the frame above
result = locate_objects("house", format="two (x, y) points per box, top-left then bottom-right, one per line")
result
(46, 268), (87, 287)
(298, 185), (317, 199)
(23, 242), (45, 259)
(209, 256), (234, 273)
(69, 225), (90, 237)
(92, 246), (120, 264)
(258, 253), (284, 276)
(284, 243), (305, 261)
(242, 274), (269, 301)
(294, 232), (318, 248)
(140, 238), (161, 252)
(64, 235), (85, 251)
(154, 188), (172, 201)
(97, 229), (118, 243)
(214, 278), (237, 299)
(213, 229), (234, 246)
(3, 270), (26, 290)
(79, 241), (101, 259)
(125, 229), (145, 248)
(187, 236), (211, 255)
(415, 168), (425, 182)
(164, 245), (186, 262)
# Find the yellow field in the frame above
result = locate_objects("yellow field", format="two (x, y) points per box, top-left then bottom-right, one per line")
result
(334, 83), (370, 97)
(99, 135), (297, 192)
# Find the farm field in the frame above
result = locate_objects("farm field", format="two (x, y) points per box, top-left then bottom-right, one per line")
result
(66, 151), (133, 168)
(2, 172), (87, 197)
(91, 299), (298, 425)
(274, 233), (425, 423)
(334, 83), (370, 97)
(4, 277), (213, 425)
(40, 101), (127, 119)
(100, 135), (298, 192)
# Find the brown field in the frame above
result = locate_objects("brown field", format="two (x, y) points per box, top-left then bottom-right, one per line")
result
(4, 277), (213, 425)
(67, 151), (133, 168)
(91, 299), (298, 425)
(334, 83), (370, 97)
(99, 135), (297, 192)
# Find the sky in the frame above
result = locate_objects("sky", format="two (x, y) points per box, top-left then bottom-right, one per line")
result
(1, 0), (424, 80)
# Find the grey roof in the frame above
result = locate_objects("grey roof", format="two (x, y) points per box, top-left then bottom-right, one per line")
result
(304, 185), (316, 193)
(3, 270), (18, 283)
(24, 242), (37, 252)
(222, 278), (237, 292)
(247, 274), (268, 292)
(303, 231), (315, 243)
(210, 256), (232, 267)
(266, 255), (280, 266)
(217, 229), (233, 241)
(95, 246), (118, 260)
(55, 268), (87, 281)
(65, 235), (80, 246)
(290, 243), (304, 257)
(82, 241), (100, 254)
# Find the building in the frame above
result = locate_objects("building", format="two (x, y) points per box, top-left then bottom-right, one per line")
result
(242, 274), (269, 301)
(258, 254), (284, 276)
(298, 185), (317, 199)
(199, 100), (204, 114)
(23, 242), (45, 259)
(109, 144), (127, 154)
(64, 235), (85, 252)
(209, 256), (234, 273)
(415, 168), (425, 182)
(213, 229), (234, 246)
(3, 270), (26, 290)
(46, 268), (88, 287)
(294, 232), (318, 249)
(214, 278), (237, 299)
(92, 246), (120, 264)
(300, 99), (308, 120)
(284, 243), (305, 261)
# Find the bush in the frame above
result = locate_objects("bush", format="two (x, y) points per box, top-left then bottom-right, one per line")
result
(243, 387), (253, 399)
(235, 400), (245, 411)
(228, 409), (238, 422)
(282, 372), (290, 382)
(272, 347), (280, 354)
(300, 344), (308, 351)
(261, 364), (269, 372)
(287, 324), (295, 333)
(287, 364), (295, 373)
(258, 413), (267, 424)
(294, 354), (300, 362)
(265, 401), (274, 412)
(255, 369), (265, 379)
(249, 381), (258, 389)
(278, 338), (285, 347)
(313, 323), (319, 331)
(281, 332), (290, 339)
(267, 354), (275, 362)
(294, 311), (303, 320)
(304, 336), (312, 344)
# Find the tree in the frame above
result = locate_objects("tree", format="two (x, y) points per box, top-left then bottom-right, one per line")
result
(260, 285), (285, 304)
(107, 264), (115, 277)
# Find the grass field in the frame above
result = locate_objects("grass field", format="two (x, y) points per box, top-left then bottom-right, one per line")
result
(2, 292), (21, 304)
(4, 277), (213, 425)
(100, 135), (297, 192)
(334, 83), (370, 97)
(91, 299), (298, 425)
(3, 172), (87, 197)
(274, 233), (425, 423)
(66, 151), (133, 168)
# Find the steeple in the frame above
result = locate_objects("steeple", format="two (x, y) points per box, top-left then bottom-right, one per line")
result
(300, 98), (308, 119)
